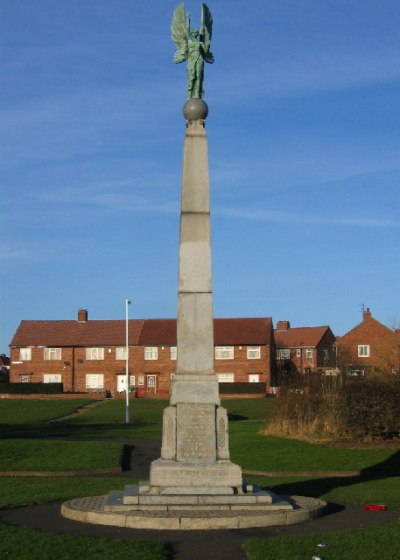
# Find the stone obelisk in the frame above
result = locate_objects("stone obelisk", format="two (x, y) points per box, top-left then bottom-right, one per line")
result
(61, 4), (326, 529)
(149, 99), (242, 491)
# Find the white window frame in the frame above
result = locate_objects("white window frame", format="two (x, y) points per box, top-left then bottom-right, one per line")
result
(19, 348), (32, 361)
(85, 373), (104, 389)
(138, 375), (145, 386)
(144, 347), (158, 360)
(170, 346), (177, 361)
(215, 346), (234, 360)
(43, 374), (62, 383)
(129, 375), (136, 387)
(305, 348), (313, 359)
(116, 346), (128, 360)
(358, 345), (370, 358)
(44, 348), (62, 360)
(277, 348), (290, 359)
(86, 347), (104, 360)
(147, 375), (156, 389)
(248, 373), (260, 383)
(217, 373), (235, 383)
(247, 346), (261, 360)
(296, 348), (302, 357)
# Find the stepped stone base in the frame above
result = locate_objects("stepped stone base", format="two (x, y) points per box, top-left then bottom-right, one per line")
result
(61, 482), (327, 530)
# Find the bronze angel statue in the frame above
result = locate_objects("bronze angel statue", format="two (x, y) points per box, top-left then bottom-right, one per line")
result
(171, 3), (214, 99)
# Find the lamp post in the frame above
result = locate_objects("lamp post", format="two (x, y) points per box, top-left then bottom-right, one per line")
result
(125, 299), (131, 424)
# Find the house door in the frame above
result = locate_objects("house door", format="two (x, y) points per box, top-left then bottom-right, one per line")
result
(147, 374), (157, 394)
(117, 374), (127, 393)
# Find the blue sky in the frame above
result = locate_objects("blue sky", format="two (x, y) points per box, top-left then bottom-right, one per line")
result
(1, 0), (399, 353)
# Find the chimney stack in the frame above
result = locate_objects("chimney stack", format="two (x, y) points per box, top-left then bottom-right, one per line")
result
(276, 321), (290, 331)
(363, 307), (371, 321)
(78, 309), (88, 323)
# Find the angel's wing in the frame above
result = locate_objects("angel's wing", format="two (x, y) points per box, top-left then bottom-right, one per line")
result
(200, 3), (214, 63)
(171, 3), (189, 63)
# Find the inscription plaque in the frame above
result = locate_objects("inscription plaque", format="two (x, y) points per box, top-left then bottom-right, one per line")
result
(176, 403), (216, 463)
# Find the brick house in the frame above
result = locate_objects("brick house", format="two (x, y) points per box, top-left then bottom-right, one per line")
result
(9, 310), (274, 396)
(337, 308), (400, 375)
(274, 320), (336, 381)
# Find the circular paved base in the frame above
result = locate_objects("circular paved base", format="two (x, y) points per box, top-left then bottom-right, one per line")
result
(61, 494), (327, 530)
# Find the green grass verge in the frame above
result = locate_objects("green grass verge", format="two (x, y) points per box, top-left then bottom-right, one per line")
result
(69, 398), (167, 424)
(0, 399), (94, 424)
(0, 420), (163, 440)
(243, 521), (400, 560)
(0, 476), (135, 508)
(247, 475), (400, 510)
(230, 427), (399, 472)
(0, 524), (167, 560)
(0, 440), (124, 471)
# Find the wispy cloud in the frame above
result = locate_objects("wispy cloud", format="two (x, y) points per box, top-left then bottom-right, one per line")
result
(211, 45), (400, 103)
(217, 207), (400, 229)
(0, 245), (30, 261)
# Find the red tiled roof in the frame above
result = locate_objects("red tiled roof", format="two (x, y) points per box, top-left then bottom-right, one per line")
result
(10, 320), (144, 347)
(139, 319), (177, 345)
(215, 318), (273, 345)
(274, 326), (330, 348)
(11, 317), (273, 347)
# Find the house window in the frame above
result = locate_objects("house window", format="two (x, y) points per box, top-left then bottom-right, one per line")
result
(350, 369), (365, 376)
(129, 375), (136, 386)
(116, 347), (128, 360)
(86, 348), (104, 360)
(277, 348), (290, 359)
(248, 374), (260, 382)
(306, 348), (313, 359)
(215, 346), (234, 360)
(85, 374), (104, 389)
(144, 347), (158, 360)
(138, 375), (145, 385)
(20, 374), (31, 383)
(296, 349), (301, 357)
(217, 373), (234, 382)
(170, 346), (177, 361)
(43, 374), (62, 383)
(247, 346), (261, 359)
(19, 348), (32, 361)
(358, 345), (370, 357)
(44, 348), (62, 360)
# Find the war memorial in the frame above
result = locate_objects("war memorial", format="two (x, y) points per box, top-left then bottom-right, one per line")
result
(61, 3), (326, 530)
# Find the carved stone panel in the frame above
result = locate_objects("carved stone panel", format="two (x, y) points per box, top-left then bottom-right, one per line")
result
(161, 406), (177, 460)
(176, 403), (216, 463)
(216, 406), (230, 460)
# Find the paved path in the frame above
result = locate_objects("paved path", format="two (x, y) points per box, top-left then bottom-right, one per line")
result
(1, 501), (398, 560)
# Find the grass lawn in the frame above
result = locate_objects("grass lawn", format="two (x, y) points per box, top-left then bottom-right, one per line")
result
(0, 399), (94, 424)
(0, 524), (167, 560)
(69, 398), (167, 425)
(0, 476), (135, 509)
(0, 476), (167, 560)
(0, 397), (399, 560)
(0, 440), (124, 471)
(243, 521), (400, 560)
(229, 425), (400, 473)
(247, 475), (400, 510)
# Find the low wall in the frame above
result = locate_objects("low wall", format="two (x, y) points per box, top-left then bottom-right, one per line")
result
(0, 393), (105, 400)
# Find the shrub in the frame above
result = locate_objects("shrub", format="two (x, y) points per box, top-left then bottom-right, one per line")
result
(267, 374), (400, 442)
(219, 382), (266, 394)
(339, 376), (400, 438)
(0, 383), (64, 394)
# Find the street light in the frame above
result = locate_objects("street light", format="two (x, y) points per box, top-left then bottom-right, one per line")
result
(125, 299), (132, 424)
